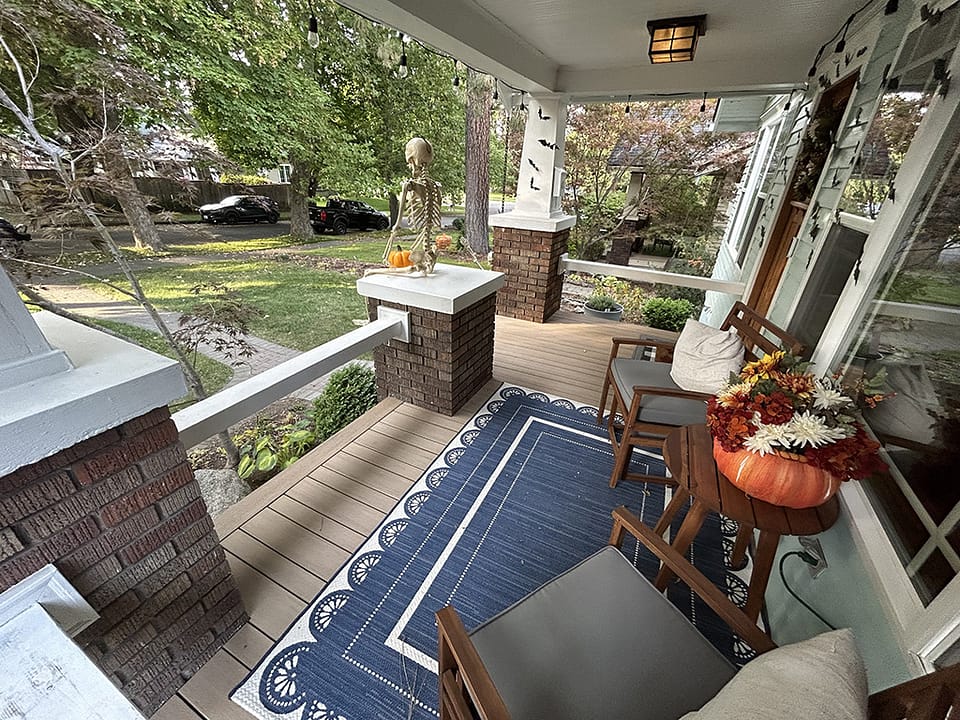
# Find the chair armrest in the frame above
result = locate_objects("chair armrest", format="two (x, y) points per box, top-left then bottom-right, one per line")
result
(630, 385), (713, 402)
(609, 506), (777, 656)
(868, 663), (960, 720)
(611, 335), (678, 353)
(436, 606), (511, 720)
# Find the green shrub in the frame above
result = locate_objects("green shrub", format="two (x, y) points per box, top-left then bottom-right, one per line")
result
(568, 229), (606, 261)
(642, 296), (695, 331)
(451, 217), (465, 232)
(313, 363), (379, 441)
(236, 413), (316, 482)
(219, 172), (270, 186)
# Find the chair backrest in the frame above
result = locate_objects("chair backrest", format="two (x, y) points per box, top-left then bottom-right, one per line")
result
(720, 301), (803, 361)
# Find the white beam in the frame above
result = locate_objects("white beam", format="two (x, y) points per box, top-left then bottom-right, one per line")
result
(560, 255), (747, 296)
(336, 0), (557, 92)
(173, 313), (409, 449)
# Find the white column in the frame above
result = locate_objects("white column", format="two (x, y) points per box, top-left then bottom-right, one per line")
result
(0, 267), (72, 389)
(492, 94), (576, 233)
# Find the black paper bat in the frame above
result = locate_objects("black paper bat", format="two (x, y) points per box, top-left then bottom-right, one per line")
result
(528, 158), (541, 173)
(538, 139), (558, 150)
(538, 107), (551, 121)
(529, 177), (541, 191)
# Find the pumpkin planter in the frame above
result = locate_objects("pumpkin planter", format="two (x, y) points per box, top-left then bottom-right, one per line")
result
(712, 439), (841, 509)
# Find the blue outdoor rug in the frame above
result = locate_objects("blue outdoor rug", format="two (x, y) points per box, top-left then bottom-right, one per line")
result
(232, 385), (755, 720)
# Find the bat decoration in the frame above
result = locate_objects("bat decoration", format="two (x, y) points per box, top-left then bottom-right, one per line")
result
(845, 53), (852, 67)
(938, 73), (950, 99)
(810, 222), (821, 239)
(856, 46), (868, 57)
(528, 158), (541, 173)
(529, 177), (541, 191)
(888, 184), (896, 201)
(538, 139), (558, 150)
(538, 107), (551, 121)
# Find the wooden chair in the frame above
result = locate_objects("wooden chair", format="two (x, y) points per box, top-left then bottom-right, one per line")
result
(436, 506), (960, 720)
(598, 301), (802, 488)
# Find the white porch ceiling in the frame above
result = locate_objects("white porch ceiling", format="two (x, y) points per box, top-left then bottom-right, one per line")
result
(338, 0), (875, 99)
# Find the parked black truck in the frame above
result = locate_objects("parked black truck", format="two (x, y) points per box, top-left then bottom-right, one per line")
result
(309, 199), (390, 234)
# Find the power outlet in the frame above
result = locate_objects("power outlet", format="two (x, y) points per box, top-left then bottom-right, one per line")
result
(799, 537), (828, 578)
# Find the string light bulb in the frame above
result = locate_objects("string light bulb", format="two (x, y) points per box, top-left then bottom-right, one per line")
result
(452, 60), (460, 88)
(625, 94), (632, 115)
(398, 51), (408, 78)
(784, 90), (794, 112)
(307, 15), (320, 49)
(492, 82), (499, 101)
(700, 91), (707, 113)
(835, 17), (852, 53)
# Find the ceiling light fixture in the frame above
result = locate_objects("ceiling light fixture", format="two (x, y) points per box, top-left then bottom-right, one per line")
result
(647, 15), (706, 64)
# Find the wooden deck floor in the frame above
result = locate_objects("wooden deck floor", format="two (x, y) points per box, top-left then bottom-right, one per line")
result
(151, 311), (628, 719)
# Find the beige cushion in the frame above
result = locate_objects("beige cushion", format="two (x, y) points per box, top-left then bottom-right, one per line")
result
(680, 629), (869, 720)
(670, 319), (745, 394)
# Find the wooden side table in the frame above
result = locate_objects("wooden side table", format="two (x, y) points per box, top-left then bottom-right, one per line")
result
(654, 424), (840, 622)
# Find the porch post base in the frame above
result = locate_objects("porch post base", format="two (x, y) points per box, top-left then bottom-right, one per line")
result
(358, 265), (505, 415)
(491, 216), (574, 323)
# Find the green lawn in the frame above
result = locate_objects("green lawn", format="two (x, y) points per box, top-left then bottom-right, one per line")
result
(91, 318), (233, 410)
(88, 259), (368, 351)
(889, 269), (960, 307)
(303, 237), (489, 269)
(161, 234), (328, 255)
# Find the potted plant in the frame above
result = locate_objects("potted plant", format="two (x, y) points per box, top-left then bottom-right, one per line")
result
(583, 292), (623, 321)
(706, 351), (889, 508)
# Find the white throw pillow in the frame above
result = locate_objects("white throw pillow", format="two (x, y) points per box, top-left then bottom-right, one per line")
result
(680, 629), (869, 720)
(669, 319), (745, 394)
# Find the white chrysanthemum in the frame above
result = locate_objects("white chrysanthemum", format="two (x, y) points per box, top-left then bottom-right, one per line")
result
(743, 422), (791, 455)
(785, 411), (849, 448)
(812, 378), (852, 410)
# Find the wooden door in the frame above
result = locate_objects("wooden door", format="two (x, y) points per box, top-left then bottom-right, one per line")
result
(748, 201), (807, 315)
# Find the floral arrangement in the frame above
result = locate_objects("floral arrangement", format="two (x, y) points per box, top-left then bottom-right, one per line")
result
(706, 351), (887, 480)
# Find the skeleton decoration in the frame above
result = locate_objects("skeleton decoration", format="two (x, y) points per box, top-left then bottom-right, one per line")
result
(365, 137), (443, 277)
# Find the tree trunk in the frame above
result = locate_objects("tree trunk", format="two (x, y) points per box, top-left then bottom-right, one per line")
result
(103, 151), (165, 251)
(464, 73), (492, 255)
(289, 155), (315, 241)
(388, 192), (400, 227)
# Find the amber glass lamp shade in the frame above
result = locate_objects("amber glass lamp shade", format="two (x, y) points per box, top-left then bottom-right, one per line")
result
(647, 15), (706, 64)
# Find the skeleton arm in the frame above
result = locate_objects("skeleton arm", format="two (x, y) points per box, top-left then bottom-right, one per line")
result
(382, 180), (414, 263)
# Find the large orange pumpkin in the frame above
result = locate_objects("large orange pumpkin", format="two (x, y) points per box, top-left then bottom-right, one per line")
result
(387, 245), (413, 268)
(712, 439), (840, 509)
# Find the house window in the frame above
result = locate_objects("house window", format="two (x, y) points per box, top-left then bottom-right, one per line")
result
(278, 164), (292, 184)
(843, 125), (960, 607)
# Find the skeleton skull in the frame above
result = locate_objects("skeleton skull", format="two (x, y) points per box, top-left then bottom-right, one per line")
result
(405, 137), (433, 173)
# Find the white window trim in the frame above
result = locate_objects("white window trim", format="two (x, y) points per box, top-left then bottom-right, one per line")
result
(811, 33), (960, 667)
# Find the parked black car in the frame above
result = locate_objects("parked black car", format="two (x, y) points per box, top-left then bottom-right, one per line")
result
(199, 195), (280, 224)
(309, 199), (390, 234)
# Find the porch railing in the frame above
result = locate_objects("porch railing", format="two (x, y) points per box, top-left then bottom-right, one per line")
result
(559, 254), (747, 296)
(172, 307), (409, 448)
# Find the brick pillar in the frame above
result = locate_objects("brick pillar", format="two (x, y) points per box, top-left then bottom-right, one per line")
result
(606, 235), (633, 265)
(492, 225), (569, 323)
(368, 293), (496, 415)
(0, 406), (246, 715)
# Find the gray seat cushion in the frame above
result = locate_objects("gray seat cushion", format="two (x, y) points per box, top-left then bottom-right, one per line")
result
(469, 546), (736, 720)
(610, 358), (708, 427)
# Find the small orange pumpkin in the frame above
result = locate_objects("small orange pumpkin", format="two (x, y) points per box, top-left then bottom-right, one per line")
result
(435, 233), (452, 250)
(712, 439), (841, 509)
(387, 245), (413, 268)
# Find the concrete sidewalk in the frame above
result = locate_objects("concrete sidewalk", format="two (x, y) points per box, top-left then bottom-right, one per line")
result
(37, 283), (362, 401)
